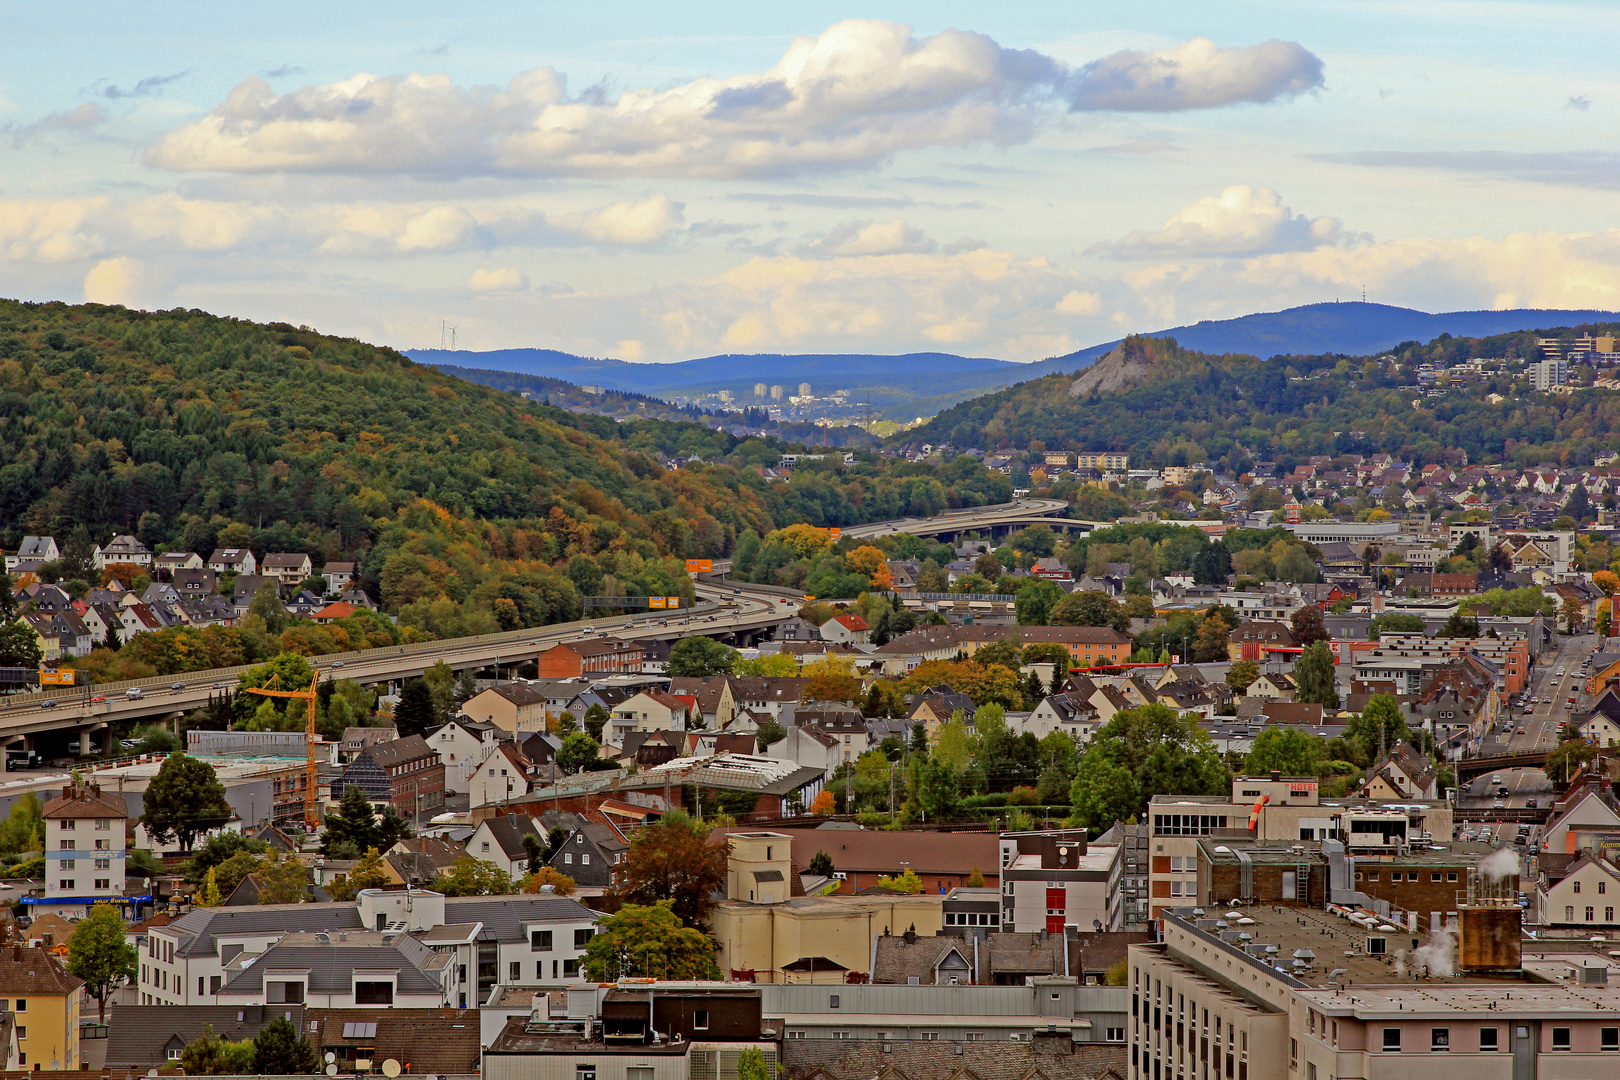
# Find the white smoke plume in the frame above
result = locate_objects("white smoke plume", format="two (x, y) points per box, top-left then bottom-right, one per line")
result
(1412, 924), (1457, 978)
(1479, 848), (1521, 879)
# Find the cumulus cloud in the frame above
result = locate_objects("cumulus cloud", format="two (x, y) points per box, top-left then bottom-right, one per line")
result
(797, 219), (936, 258)
(1067, 38), (1323, 111)
(650, 245), (1097, 359)
(0, 193), (681, 265)
(83, 256), (145, 306)
(1097, 185), (1341, 258)
(469, 267), (529, 291)
(144, 21), (1321, 178)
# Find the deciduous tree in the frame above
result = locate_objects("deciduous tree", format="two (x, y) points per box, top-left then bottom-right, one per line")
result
(606, 812), (728, 927)
(668, 637), (738, 677)
(140, 753), (233, 852)
(583, 901), (718, 981)
(1292, 641), (1340, 709)
(67, 903), (137, 1021)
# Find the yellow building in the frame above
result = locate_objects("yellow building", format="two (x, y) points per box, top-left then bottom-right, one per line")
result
(709, 832), (944, 983)
(0, 944), (83, 1069)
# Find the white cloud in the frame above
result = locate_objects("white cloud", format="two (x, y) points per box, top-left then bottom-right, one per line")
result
(469, 267), (529, 291)
(653, 246), (1096, 359)
(0, 193), (681, 266)
(1055, 290), (1102, 314)
(1098, 185), (1341, 258)
(1067, 38), (1323, 112)
(798, 219), (937, 257)
(83, 256), (145, 306)
(144, 21), (1320, 179)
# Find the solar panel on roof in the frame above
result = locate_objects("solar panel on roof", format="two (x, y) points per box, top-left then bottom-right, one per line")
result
(342, 1022), (377, 1038)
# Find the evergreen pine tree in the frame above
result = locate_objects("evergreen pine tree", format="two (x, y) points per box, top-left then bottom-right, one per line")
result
(394, 679), (436, 737)
(322, 784), (381, 855)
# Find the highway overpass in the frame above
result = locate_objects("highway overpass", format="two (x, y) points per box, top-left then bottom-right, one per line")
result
(838, 498), (1102, 542)
(0, 576), (794, 756)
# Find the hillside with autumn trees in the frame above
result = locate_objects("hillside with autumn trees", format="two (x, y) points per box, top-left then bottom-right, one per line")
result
(0, 300), (1012, 647)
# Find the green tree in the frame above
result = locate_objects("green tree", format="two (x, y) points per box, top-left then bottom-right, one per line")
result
(140, 753), (233, 852)
(393, 678), (437, 737)
(754, 717), (787, 749)
(584, 703), (609, 741)
(583, 901), (717, 980)
(1067, 753), (1140, 834)
(322, 784), (382, 856)
(1290, 604), (1329, 645)
(196, 866), (223, 907)
(1051, 590), (1129, 632)
(251, 1014), (322, 1075)
(915, 755), (963, 821)
(1292, 641), (1340, 709)
(1226, 659), (1260, 694)
(557, 731), (604, 774)
(421, 659), (459, 726)
(1244, 726), (1323, 777)
(0, 622), (43, 669)
(432, 856), (516, 896)
(255, 851), (309, 904)
(876, 867), (924, 893)
(66, 903), (138, 1021)
(187, 832), (270, 877)
(808, 850), (834, 876)
(668, 636), (738, 677)
(1347, 694), (1410, 761)
(0, 791), (43, 855)
(180, 1025), (257, 1076)
(737, 1046), (773, 1080)
(1015, 579), (1063, 625)
(522, 832), (545, 876)
(1545, 737), (1597, 783)
(326, 847), (390, 902)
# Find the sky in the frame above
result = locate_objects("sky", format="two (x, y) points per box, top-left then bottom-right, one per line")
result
(3, 1), (1620, 362)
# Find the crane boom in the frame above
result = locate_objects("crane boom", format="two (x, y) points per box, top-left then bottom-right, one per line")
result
(243, 669), (321, 829)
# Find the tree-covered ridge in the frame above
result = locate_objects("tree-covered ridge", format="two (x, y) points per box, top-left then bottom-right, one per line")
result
(0, 300), (1013, 639)
(907, 325), (1620, 470)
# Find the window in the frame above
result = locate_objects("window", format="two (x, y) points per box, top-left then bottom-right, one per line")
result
(1382, 1029), (1400, 1051)
(1106, 1028), (1125, 1043)
(1603, 1028), (1619, 1052)
(562, 959), (578, 977)
(1588, 907), (1596, 921)
(210, 976), (221, 995)
(59, 879), (73, 891)
(1575, 881), (1582, 894)
(531, 930), (553, 951)
(829, 995), (840, 1009)
(1568, 906), (1576, 921)
(94, 838), (109, 850)
(1553, 1027), (1571, 1050)
(481, 842), (490, 852)
(167, 1050), (181, 1061)
(576, 1067), (597, 1080)
(510, 961), (521, 981)
(1479, 1027), (1497, 1051)
(1431, 1028), (1448, 1052)
(694, 1009), (709, 1030)
(628, 1069), (654, 1080)
(355, 982), (393, 1004)
(921, 1032), (937, 1041)
(60, 839), (74, 850)
(268, 982), (304, 1004)
(1603, 881), (1609, 895)
(13, 1027), (22, 1040)
(565, 853), (573, 865)
(61, 820), (75, 830)
(95, 878), (110, 890)
(94, 859), (109, 870)
(574, 928), (593, 949)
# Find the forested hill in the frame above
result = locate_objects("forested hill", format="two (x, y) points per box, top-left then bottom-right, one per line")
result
(0, 300), (1009, 640)
(905, 326), (1620, 470)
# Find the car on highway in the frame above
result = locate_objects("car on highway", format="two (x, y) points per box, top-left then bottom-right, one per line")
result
(1517, 726), (1526, 734)
(331, 661), (345, 668)
(38, 700), (53, 709)
(1493, 799), (1505, 809)
(170, 682), (186, 690)
(1491, 774), (1502, 784)
(91, 695), (106, 703)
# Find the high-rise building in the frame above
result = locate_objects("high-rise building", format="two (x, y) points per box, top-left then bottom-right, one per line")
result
(770, 385), (784, 400)
(754, 382), (767, 397)
(718, 389), (733, 403)
(40, 779), (130, 917)
(1530, 356), (1568, 391)
(798, 382), (812, 396)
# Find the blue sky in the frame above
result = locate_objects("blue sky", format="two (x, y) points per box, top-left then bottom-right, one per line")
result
(3, 1), (1618, 360)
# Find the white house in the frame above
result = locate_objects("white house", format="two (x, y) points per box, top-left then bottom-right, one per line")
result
(38, 780), (132, 918)
(94, 535), (152, 569)
(322, 561), (356, 594)
(464, 814), (549, 880)
(819, 613), (871, 645)
(4, 535), (59, 573)
(208, 547), (258, 575)
(427, 718), (499, 794)
(606, 689), (695, 745)
(1538, 851), (1620, 927)
(260, 553), (313, 587)
(466, 742), (536, 809)
(1023, 693), (1102, 743)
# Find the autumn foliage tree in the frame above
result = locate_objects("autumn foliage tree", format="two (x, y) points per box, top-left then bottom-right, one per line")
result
(606, 812), (729, 928)
(810, 790), (837, 815)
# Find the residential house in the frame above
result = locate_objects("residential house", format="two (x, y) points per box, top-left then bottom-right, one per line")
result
(547, 819), (628, 889)
(462, 682), (557, 735)
(1230, 620), (1298, 662)
(303, 1008), (481, 1076)
(261, 553), (314, 588)
(427, 717), (499, 793)
(1537, 850), (1620, 927)
(332, 736), (445, 819)
(0, 944), (83, 1070)
(105, 1005), (303, 1069)
(208, 548), (258, 575)
(1580, 689), (1620, 748)
(38, 780), (131, 918)
(94, 534), (152, 569)
(820, 614), (870, 645)
(466, 814), (548, 880)
(322, 562), (357, 594)
(139, 904), (365, 1005)
(1024, 692), (1102, 742)
(214, 931), (454, 1008)
(152, 551), (204, 578)
(467, 742), (539, 809)
(607, 689), (696, 745)
(4, 536), (59, 575)
(171, 567), (218, 597)
(1359, 743), (1440, 800)
(1247, 672), (1296, 701)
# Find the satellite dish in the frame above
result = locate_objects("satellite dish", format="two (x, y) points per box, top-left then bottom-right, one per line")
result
(326, 1066), (339, 1077)
(383, 1061), (402, 1078)
(326, 1053), (337, 1064)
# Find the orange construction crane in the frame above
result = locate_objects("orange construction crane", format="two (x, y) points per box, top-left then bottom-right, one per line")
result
(244, 669), (321, 829)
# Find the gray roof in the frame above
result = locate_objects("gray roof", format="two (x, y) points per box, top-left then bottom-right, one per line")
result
(441, 894), (597, 942)
(477, 813), (545, 859)
(369, 734), (439, 768)
(218, 931), (447, 995)
(106, 1005), (303, 1067)
(164, 902), (364, 958)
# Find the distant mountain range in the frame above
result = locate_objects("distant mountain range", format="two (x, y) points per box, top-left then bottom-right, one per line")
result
(407, 302), (1620, 419)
